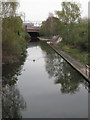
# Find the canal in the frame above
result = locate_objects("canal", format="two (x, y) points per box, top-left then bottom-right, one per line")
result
(2, 40), (89, 118)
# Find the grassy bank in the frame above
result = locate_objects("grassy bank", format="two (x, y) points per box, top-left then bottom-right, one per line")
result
(58, 42), (88, 65)
(38, 36), (51, 40)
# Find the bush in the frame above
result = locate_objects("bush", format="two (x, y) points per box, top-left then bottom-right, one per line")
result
(2, 16), (27, 63)
(25, 32), (31, 43)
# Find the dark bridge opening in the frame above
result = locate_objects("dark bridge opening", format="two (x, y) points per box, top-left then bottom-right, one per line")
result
(30, 37), (40, 42)
(28, 32), (39, 38)
(23, 22), (41, 41)
(28, 32), (40, 42)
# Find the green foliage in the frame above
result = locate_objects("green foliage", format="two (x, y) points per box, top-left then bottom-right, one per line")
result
(40, 1), (88, 51)
(59, 41), (88, 65)
(55, 1), (88, 51)
(1, 1), (19, 18)
(25, 32), (31, 43)
(2, 16), (27, 63)
(58, 18), (88, 65)
(40, 17), (60, 38)
(40, 1), (88, 65)
(63, 19), (88, 51)
(56, 1), (81, 24)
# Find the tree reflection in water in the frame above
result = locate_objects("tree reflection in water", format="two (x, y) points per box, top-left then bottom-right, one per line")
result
(2, 61), (25, 87)
(2, 85), (26, 118)
(2, 57), (26, 118)
(40, 42), (88, 94)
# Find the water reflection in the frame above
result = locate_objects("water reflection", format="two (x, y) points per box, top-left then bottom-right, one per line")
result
(2, 53), (27, 87)
(2, 85), (26, 118)
(2, 56), (26, 118)
(40, 42), (88, 94)
(2, 41), (89, 118)
(3, 64), (22, 87)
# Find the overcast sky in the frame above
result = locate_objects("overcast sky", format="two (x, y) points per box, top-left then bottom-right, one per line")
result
(18, 0), (90, 22)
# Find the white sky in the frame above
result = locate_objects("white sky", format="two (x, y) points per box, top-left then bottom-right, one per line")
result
(18, 0), (90, 22)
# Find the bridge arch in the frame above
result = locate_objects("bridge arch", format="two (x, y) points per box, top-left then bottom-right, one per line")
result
(23, 21), (42, 38)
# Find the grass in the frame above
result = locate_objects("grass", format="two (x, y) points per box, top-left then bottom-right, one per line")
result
(38, 36), (51, 40)
(58, 42), (88, 65)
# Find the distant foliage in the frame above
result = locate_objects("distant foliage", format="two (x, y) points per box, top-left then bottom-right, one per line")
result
(40, 17), (60, 37)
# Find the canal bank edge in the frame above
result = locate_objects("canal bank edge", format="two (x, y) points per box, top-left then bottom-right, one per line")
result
(47, 43), (90, 83)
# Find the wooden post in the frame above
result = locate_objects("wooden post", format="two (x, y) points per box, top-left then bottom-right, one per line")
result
(86, 65), (90, 78)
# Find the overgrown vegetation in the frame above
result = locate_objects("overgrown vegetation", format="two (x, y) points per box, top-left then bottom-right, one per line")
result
(40, 16), (60, 37)
(58, 42), (88, 65)
(2, 1), (30, 64)
(2, 16), (27, 63)
(40, 1), (88, 65)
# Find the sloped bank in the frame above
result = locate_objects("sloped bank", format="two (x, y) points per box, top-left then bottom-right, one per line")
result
(47, 43), (90, 83)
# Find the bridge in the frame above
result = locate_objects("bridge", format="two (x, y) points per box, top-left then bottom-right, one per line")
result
(23, 21), (42, 38)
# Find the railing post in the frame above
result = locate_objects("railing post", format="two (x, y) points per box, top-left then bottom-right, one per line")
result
(86, 65), (89, 76)
(86, 65), (90, 78)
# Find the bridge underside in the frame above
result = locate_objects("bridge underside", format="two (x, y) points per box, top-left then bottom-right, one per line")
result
(28, 32), (39, 38)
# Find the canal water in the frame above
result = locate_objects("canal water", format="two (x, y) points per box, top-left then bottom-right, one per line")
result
(2, 40), (89, 118)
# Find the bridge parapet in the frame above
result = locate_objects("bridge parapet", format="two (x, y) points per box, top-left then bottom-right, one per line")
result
(23, 21), (42, 37)
(23, 21), (41, 33)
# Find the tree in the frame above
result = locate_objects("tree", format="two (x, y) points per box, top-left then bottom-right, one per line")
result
(2, 0), (27, 64)
(2, 16), (27, 64)
(55, 1), (81, 24)
(1, 0), (19, 18)
(55, 2), (82, 45)
(48, 12), (54, 18)
(40, 15), (60, 37)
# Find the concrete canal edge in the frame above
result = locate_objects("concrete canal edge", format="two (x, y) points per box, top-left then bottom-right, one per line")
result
(47, 43), (90, 83)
